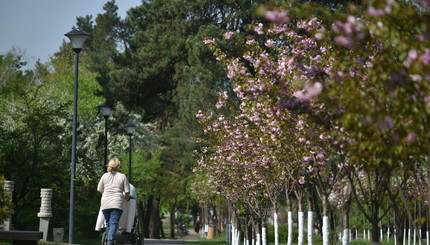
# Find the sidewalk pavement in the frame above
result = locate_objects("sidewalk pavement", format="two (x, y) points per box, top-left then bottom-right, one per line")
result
(143, 229), (201, 245)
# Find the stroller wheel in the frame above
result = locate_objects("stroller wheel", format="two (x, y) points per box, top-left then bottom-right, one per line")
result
(134, 233), (144, 245)
(101, 232), (107, 245)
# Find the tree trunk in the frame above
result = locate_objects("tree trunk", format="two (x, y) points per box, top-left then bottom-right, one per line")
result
(286, 193), (293, 245)
(143, 195), (153, 238)
(149, 195), (161, 239)
(298, 211), (304, 245)
(273, 202), (279, 245)
(372, 221), (380, 245)
(297, 192), (304, 245)
(322, 194), (330, 245)
(342, 195), (351, 245)
(247, 220), (253, 245)
(169, 202), (176, 238)
(425, 157), (430, 245)
(257, 220), (262, 245)
(288, 210), (293, 245)
(308, 198), (314, 245)
(137, 200), (146, 238)
(262, 222), (267, 245)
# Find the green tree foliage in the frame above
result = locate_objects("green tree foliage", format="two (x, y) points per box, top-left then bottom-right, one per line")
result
(0, 45), (107, 232)
(100, 0), (279, 122)
(0, 50), (31, 98)
(0, 83), (71, 230)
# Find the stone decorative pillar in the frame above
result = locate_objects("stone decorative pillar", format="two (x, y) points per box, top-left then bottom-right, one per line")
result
(37, 188), (53, 241)
(2, 180), (14, 230)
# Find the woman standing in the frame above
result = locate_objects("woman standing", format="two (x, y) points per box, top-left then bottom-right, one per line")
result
(97, 158), (130, 245)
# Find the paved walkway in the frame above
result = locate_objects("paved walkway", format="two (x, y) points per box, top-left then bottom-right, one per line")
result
(143, 230), (201, 245)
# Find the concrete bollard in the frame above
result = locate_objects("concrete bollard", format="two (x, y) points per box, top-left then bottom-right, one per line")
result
(38, 188), (53, 241)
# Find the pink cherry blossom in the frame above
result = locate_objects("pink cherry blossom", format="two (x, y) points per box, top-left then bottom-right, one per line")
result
(334, 36), (352, 47)
(299, 176), (306, 184)
(406, 133), (417, 142)
(224, 31), (234, 40)
(254, 23), (264, 35)
(367, 7), (386, 17)
(421, 49), (430, 65)
(203, 38), (215, 44)
(265, 10), (289, 24)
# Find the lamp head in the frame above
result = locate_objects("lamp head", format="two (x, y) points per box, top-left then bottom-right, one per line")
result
(65, 29), (90, 52)
(98, 102), (112, 118)
(125, 123), (137, 135)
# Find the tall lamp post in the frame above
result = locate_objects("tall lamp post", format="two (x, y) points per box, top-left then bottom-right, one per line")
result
(65, 28), (89, 244)
(99, 102), (112, 172)
(125, 123), (136, 183)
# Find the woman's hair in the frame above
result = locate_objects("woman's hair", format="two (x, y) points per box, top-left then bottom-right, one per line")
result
(108, 158), (121, 173)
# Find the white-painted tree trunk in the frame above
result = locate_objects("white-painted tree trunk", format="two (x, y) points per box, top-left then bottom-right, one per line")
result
(287, 211), (293, 245)
(419, 229), (422, 245)
(413, 229), (416, 245)
(227, 224), (231, 243)
(408, 228), (411, 245)
(298, 211), (304, 245)
(387, 227), (390, 242)
(322, 216), (330, 245)
(364, 229), (367, 241)
(394, 228), (397, 245)
(342, 229), (349, 245)
(308, 211), (314, 245)
(368, 229), (370, 240)
(274, 212), (279, 245)
(233, 226), (238, 245)
(262, 227), (267, 245)
(380, 228), (383, 241)
(404, 229), (407, 245)
(236, 227), (241, 245)
(231, 225), (235, 245)
(426, 231), (429, 245)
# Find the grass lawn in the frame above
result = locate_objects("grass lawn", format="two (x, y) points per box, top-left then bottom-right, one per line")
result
(184, 235), (228, 245)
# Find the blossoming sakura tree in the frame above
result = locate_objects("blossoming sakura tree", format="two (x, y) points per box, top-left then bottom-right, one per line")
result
(198, 12), (345, 245)
(196, 0), (430, 245)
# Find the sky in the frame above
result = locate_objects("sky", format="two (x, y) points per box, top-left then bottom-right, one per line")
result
(0, 0), (140, 70)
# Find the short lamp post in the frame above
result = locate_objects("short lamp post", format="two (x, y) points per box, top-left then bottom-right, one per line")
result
(99, 102), (112, 172)
(65, 28), (89, 245)
(125, 123), (136, 183)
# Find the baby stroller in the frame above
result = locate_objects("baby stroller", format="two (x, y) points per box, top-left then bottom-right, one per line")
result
(95, 184), (144, 245)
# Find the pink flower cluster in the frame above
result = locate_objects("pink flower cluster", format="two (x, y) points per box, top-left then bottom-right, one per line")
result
(264, 10), (289, 24)
(332, 16), (365, 48)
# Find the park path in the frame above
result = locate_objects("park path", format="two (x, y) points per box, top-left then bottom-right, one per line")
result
(142, 229), (201, 245)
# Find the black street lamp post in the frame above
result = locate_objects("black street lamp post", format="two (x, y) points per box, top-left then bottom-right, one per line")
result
(99, 102), (112, 172)
(65, 28), (89, 244)
(125, 123), (136, 183)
